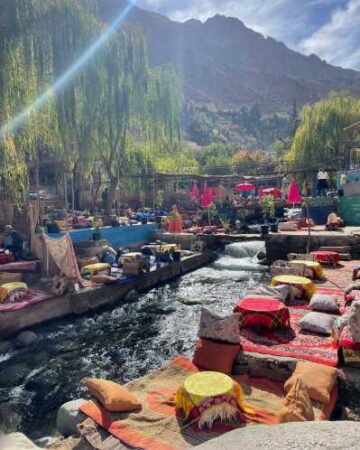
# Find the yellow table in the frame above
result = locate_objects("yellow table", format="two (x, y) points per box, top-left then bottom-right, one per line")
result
(288, 260), (325, 280)
(271, 275), (315, 301)
(175, 371), (252, 429)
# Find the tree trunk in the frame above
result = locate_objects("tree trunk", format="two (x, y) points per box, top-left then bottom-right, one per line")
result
(107, 177), (117, 215)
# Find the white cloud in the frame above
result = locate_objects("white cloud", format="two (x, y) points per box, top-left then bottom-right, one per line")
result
(300, 0), (360, 69)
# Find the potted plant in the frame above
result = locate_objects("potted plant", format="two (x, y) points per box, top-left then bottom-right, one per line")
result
(260, 195), (276, 234)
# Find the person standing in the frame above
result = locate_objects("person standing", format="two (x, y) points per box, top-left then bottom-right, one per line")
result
(339, 172), (349, 197)
(281, 174), (290, 200)
(317, 169), (329, 197)
(101, 188), (109, 210)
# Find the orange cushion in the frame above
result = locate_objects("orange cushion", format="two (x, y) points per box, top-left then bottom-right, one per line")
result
(284, 362), (338, 404)
(85, 379), (142, 412)
(278, 376), (314, 423)
(193, 339), (240, 374)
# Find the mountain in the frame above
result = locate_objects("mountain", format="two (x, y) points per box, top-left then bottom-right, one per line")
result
(96, 1), (360, 147)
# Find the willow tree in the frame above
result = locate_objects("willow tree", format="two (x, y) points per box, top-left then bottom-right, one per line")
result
(286, 92), (360, 167)
(91, 29), (182, 212)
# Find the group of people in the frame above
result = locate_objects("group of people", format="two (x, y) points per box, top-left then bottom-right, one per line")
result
(281, 169), (336, 199)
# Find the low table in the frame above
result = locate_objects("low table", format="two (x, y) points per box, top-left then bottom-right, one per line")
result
(176, 371), (249, 428)
(235, 297), (290, 329)
(289, 260), (325, 280)
(311, 251), (340, 266)
(271, 275), (315, 301)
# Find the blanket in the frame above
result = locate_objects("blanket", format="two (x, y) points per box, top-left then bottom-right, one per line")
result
(239, 312), (338, 367)
(0, 289), (55, 312)
(0, 260), (39, 272)
(80, 356), (337, 450)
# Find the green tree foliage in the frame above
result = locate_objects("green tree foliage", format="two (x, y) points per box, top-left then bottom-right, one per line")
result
(287, 92), (360, 166)
(195, 144), (235, 174)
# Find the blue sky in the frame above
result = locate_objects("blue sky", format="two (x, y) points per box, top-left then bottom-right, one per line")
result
(137, 0), (360, 70)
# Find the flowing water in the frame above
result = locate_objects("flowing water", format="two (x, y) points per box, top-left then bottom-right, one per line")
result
(0, 241), (268, 439)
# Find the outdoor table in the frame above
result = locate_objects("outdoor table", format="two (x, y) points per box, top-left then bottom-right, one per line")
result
(311, 251), (340, 266)
(175, 371), (250, 428)
(235, 297), (290, 330)
(288, 260), (325, 280)
(271, 275), (315, 301)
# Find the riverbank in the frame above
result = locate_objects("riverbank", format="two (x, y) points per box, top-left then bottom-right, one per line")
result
(0, 251), (215, 339)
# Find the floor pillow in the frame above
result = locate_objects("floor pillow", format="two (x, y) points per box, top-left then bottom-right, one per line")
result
(199, 308), (240, 344)
(85, 379), (141, 413)
(193, 338), (240, 374)
(284, 362), (338, 404)
(309, 293), (339, 313)
(278, 376), (314, 423)
(299, 312), (335, 336)
(348, 301), (360, 343)
(0, 282), (28, 303)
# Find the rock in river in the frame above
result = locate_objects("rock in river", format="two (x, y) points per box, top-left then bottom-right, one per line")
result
(15, 331), (38, 348)
(56, 399), (86, 437)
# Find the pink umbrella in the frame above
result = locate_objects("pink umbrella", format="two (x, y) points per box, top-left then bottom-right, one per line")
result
(235, 183), (255, 193)
(260, 187), (282, 199)
(201, 184), (213, 208)
(287, 179), (302, 204)
(191, 182), (200, 202)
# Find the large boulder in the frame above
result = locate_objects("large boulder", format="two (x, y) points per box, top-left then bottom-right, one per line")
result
(0, 363), (29, 387)
(194, 421), (360, 450)
(15, 331), (38, 348)
(0, 432), (41, 449)
(56, 399), (86, 437)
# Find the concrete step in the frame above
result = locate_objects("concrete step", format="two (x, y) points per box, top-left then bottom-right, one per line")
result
(319, 246), (351, 253)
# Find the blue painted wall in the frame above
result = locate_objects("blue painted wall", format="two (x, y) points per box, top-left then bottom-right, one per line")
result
(47, 224), (157, 248)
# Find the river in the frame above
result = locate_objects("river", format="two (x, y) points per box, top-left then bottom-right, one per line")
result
(0, 241), (268, 439)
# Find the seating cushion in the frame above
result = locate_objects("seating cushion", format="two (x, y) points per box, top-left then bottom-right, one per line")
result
(278, 376), (314, 423)
(0, 282), (28, 303)
(85, 379), (141, 413)
(198, 308), (240, 344)
(284, 362), (338, 404)
(193, 339), (239, 374)
(309, 293), (340, 313)
(299, 312), (334, 336)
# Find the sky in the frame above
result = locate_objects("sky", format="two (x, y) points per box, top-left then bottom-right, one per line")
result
(137, 0), (360, 70)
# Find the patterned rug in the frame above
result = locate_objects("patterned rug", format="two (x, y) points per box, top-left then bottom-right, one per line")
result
(80, 356), (337, 450)
(239, 312), (339, 367)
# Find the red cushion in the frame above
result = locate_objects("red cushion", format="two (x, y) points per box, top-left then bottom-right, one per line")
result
(193, 338), (240, 374)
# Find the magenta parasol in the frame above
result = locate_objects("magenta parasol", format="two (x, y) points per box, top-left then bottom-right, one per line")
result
(191, 182), (200, 202)
(287, 179), (302, 204)
(201, 184), (213, 208)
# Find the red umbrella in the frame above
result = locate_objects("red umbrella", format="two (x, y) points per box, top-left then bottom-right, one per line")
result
(235, 183), (255, 193)
(287, 179), (302, 204)
(191, 182), (200, 202)
(260, 187), (282, 199)
(201, 184), (213, 208)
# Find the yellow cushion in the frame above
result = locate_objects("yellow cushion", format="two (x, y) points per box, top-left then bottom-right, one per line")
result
(119, 253), (142, 264)
(0, 282), (28, 303)
(85, 379), (141, 413)
(284, 362), (338, 404)
(81, 263), (111, 276)
(278, 376), (314, 423)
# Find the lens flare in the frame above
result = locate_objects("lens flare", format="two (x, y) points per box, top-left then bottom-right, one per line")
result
(0, 0), (137, 140)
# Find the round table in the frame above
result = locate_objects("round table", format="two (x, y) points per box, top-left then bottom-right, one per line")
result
(288, 260), (325, 280)
(271, 275), (315, 301)
(311, 251), (340, 266)
(176, 371), (250, 428)
(235, 297), (290, 329)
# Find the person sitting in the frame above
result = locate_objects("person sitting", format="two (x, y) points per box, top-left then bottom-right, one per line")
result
(326, 211), (344, 231)
(2, 225), (23, 260)
(167, 205), (183, 233)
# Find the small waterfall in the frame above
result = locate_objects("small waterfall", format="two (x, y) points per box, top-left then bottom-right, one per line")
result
(213, 241), (267, 273)
(224, 241), (265, 258)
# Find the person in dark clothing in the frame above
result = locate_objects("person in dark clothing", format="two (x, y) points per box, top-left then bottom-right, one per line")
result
(101, 188), (109, 210)
(2, 225), (23, 260)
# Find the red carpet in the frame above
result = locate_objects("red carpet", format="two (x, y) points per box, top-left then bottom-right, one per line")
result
(239, 312), (338, 367)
